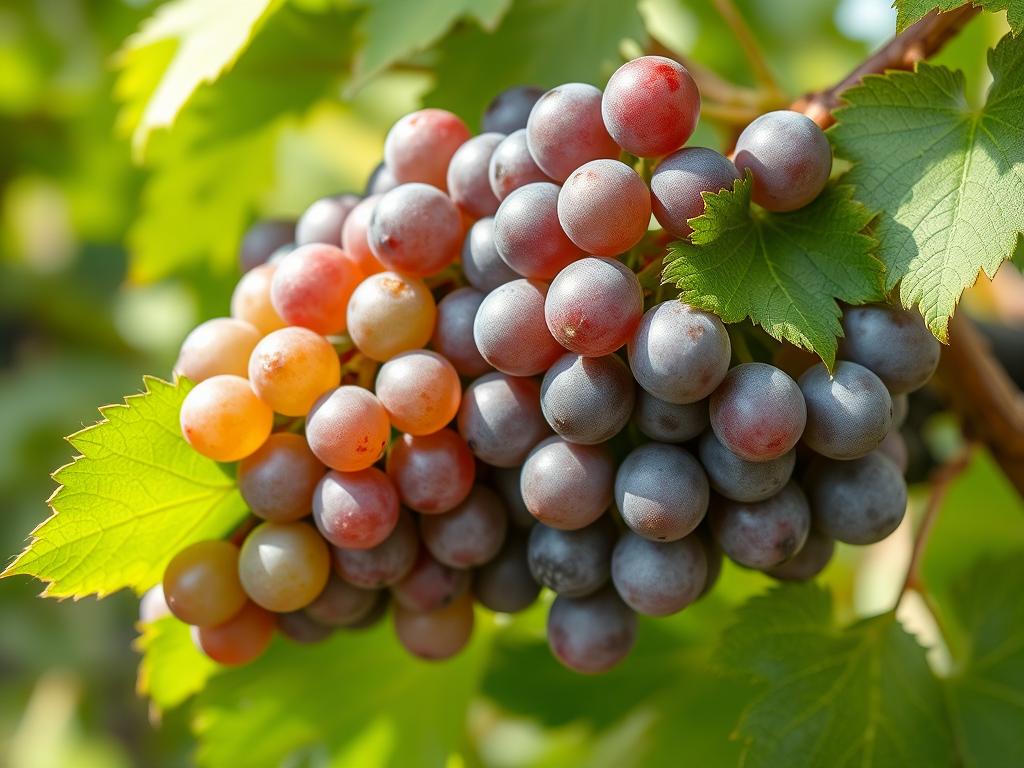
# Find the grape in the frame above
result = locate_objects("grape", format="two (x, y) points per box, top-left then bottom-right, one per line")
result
(248, 327), (341, 416)
(390, 547), (470, 612)
(192, 601), (275, 666)
(375, 350), (462, 436)
(804, 452), (907, 545)
(488, 129), (551, 201)
(431, 287), (491, 377)
(340, 194), (386, 277)
(611, 531), (707, 616)
(840, 305), (940, 394)
(277, 610), (334, 644)
(304, 574), (379, 627)
(238, 433), (325, 522)
(540, 353), (635, 444)
(421, 486), (508, 568)
(447, 133), (504, 219)
(240, 219), (294, 273)
(270, 243), (363, 335)
(296, 194), (360, 248)
(547, 587), (636, 674)
(384, 108), (471, 190)
(462, 217), (518, 292)
(709, 363), (806, 462)
(163, 540), (247, 627)
(892, 394), (909, 428)
(347, 592), (390, 630)
(483, 85), (544, 134)
(365, 161), (399, 196)
(733, 110), (832, 212)
(175, 318), (261, 383)
(520, 437), (614, 530)
(474, 530), (540, 613)
(544, 257), (643, 356)
(305, 386), (390, 472)
(347, 272), (436, 362)
(526, 83), (620, 183)
(628, 301), (731, 404)
(368, 183), (463, 276)
(709, 481), (811, 569)
(332, 508), (419, 588)
(490, 466), (535, 529)
(313, 468), (400, 550)
(695, 524), (723, 598)
(180, 375), (273, 462)
(557, 160), (651, 256)
(798, 361), (892, 460)
(230, 264), (287, 335)
(877, 429), (909, 473)
(615, 442), (709, 541)
(473, 279), (564, 376)
(527, 517), (615, 597)
(650, 147), (741, 238)
(139, 584), (171, 624)
(493, 183), (583, 279)
(698, 430), (795, 503)
(601, 56), (700, 157)
(634, 391), (708, 443)
(767, 529), (834, 581)
(386, 429), (476, 514)
(393, 591), (475, 661)
(457, 372), (549, 467)
(238, 521), (331, 612)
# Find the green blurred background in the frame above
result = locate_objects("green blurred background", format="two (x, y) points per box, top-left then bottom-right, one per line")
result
(0, 1), (1019, 766)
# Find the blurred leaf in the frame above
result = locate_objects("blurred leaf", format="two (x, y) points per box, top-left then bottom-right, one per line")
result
(137, 615), (218, 710)
(2, 377), (247, 598)
(426, 0), (645, 127)
(662, 179), (883, 367)
(894, 0), (1022, 35)
(830, 33), (1024, 341)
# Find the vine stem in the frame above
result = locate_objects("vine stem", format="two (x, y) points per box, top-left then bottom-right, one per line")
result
(712, 0), (784, 100)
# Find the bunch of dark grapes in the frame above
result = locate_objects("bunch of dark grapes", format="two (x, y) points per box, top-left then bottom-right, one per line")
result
(144, 56), (940, 675)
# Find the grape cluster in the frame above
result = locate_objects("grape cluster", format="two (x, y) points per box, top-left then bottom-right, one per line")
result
(148, 56), (940, 675)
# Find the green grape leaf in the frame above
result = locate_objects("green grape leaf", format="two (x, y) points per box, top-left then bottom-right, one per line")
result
(137, 615), (218, 710)
(190, 620), (491, 768)
(2, 377), (247, 598)
(426, 0), (646, 127)
(662, 179), (884, 367)
(894, 1), (1023, 35)
(115, 0), (284, 157)
(349, 0), (511, 93)
(829, 33), (1024, 342)
(717, 584), (954, 767)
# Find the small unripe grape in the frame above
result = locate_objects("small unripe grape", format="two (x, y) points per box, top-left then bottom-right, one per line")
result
(421, 486), (508, 568)
(390, 547), (470, 612)
(341, 195), (386, 276)
(483, 86), (544, 134)
(474, 530), (540, 613)
(557, 160), (651, 256)
(175, 318), (261, 383)
(611, 531), (707, 616)
(709, 363), (806, 462)
(347, 272), (437, 362)
(473, 279), (564, 376)
(710, 482), (811, 569)
(238, 521), (331, 612)
(296, 194), (360, 248)
(615, 443), (709, 542)
(493, 183), (583, 279)
(240, 220), (294, 273)
(332, 508), (419, 589)
(368, 183), (463, 276)
(634, 391), (708, 443)
(462, 217), (519, 293)
(520, 437), (614, 530)
(192, 601), (276, 666)
(180, 375), (273, 462)
(230, 264), (287, 336)
(547, 587), (636, 674)
(238, 433), (325, 522)
(767, 529), (834, 581)
(375, 351), (462, 436)
(270, 243), (363, 335)
(304, 574), (379, 627)
(458, 372), (549, 468)
(840, 304), (940, 394)
(447, 133), (504, 219)
(313, 468), (399, 550)
(650, 147), (740, 238)
(384, 108), (471, 190)
(526, 83), (620, 183)
(393, 591), (475, 661)
(386, 430), (476, 514)
(305, 386), (391, 472)
(432, 287), (492, 377)
(799, 361), (892, 460)
(163, 540), (247, 627)
(488, 129), (551, 201)
(248, 327), (340, 416)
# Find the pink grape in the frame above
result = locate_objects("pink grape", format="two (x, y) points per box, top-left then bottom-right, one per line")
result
(386, 429), (476, 514)
(270, 243), (363, 335)
(545, 257), (642, 355)
(341, 194), (386, 276)
(332, 508), (419, 588)
(493, 182), (582, 279)
(296, 194), (360, 247)
(488, 129), (551, 201)
(375, 350), (462, 436)
(393, 591), (474, 661)
(557, 160), (650, 256)
(447, 133), (504, 219)
(431, 287), (492, 377)
(384, 108), (471, 190)
(526, 83), (620, 182)
(473, 278), (564, 376)
(368, 183), (463, 277)
(420, 485), (508, 568)
(650, 148), (740, 238)
(305, 386), (391, 472)
(390, 546), (470, 612)
(520, 437), (614, 530)
(313, 468), (400, 550)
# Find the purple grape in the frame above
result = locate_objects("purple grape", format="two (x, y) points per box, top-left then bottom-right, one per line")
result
(557, 159), (651, 256)
(877, 429), (909, 473)
(240, 219), (294, 272)
(767, 529), (835, 581)
(420, 486), (508, 568)
(799, 361), (892, 460)
(892, 394), (909, 428)
(804, 452), (907, 545)
(615, 442), (709, 542)
(474, 530), (540, 613)
(520, 437), (614, 530)
(696, 524), (723, 598)
(473, 278), (565, 376)
(493, 183), (583, 279)
(458, 372), (550, 467)
(432, 287), (492, 377)
(710, 481), (811, 569)
(278, 611), (334, 644)
(365, 161), (399, 195)
(611, 531), (707, 616)
(540, 353), (635, 444)
(650, 147), (740, 238)
(840, 305), (940, 394)
(483, 86), (544, 134)
(332, 508), (419, 588)
(634, 391), (708, 443)
(296, 194), (361, 248)
(462, 217), (519, 292)
(490, 466), (535, 529)
(527, 83), (620, 183)
(447, 133), (504, 219)
(390, 547), (470, 612)
(304, 574), (379, 627)
(527, 517), (615, 597)
(489, 129), (551, 201)
(368, 182), (462, 276)
(698, 430), (795, 503)
(547, 587), (636, 674)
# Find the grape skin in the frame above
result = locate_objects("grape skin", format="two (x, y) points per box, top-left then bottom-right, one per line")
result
(474, 530), (540, 613)
(526, 83), (620, 183)
(175, 318), (261, 383)
(695, 524), (723, 598)
(393, 591), (475, 661)
(877, 429), (909, 473)
(163, 540), (247, 627)
(304, 574), (379, 627)
(230, 264), (287, 335)
(305, 386), (391, 472)
(375, 350), (462, 436)
(614, 442), (709, 542)
(601, 56), (700, 157)
(277, 610), (334, 645)
(192, 601), (276, 666)
(420, 486), (508, 568)
(490, 466), (536, 529)
(238, 521), (331, 612)
(390, 547), (470, 612)
(483, 86), (544, 134)
(473, 279), (564, 376)
(840, 304), (940, 394)
(312, 468), (400, 550)
(347, 272), (436, 362)
(698, 430), (795, 503)
(527, 517), (615, 597)
(270, 243), (363, 335)
(447, 133), (504, 219)
(767, 529), (834, 581)
(892, 394), (909, 429)
(733, 110), (832, 212)
(240, 220), (294, 273)
(457, 372), (550, 467)
(179, 375), (273, 462)
(365, 161), (398, 196)
(493, 183), (583, 279)
(634, 391), (708, 443)
(798, 361), (892, 460)
(628, 301), (731, 404)
(368, 183), (463, 277)
(386, 429), (476, 515)
(296, 194), (360, 248)
(238, 433), (325, 523)
(340, 194), (386, 277)
(650, 147), (740, 238)
(384, 108), (471, 191)
(462, 217), (519, 293)
(488, 129), (551, 201)
(547, 587), (636, 674)
(710, 482), (811, 569)
(520, 437), (615, 530)
(557, 160), (651, 256)
(332, 508), (419, 588)
(431, 287), (492, 377)
(709, 363), (806, 462)
(248, 327), (341, 417)
(611, 531), (707, 616)
(540, 353), (635, 444)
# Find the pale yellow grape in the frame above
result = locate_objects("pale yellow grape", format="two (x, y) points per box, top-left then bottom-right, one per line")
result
(179, 375), (273, 462)
(346, 272), (436, 361)
(230, 264), (287, 335)
(238, 521), (331, 612)
(248, 327), (340, 416)
(175, 318), (261, 383)
(375, 350), (461, 435)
